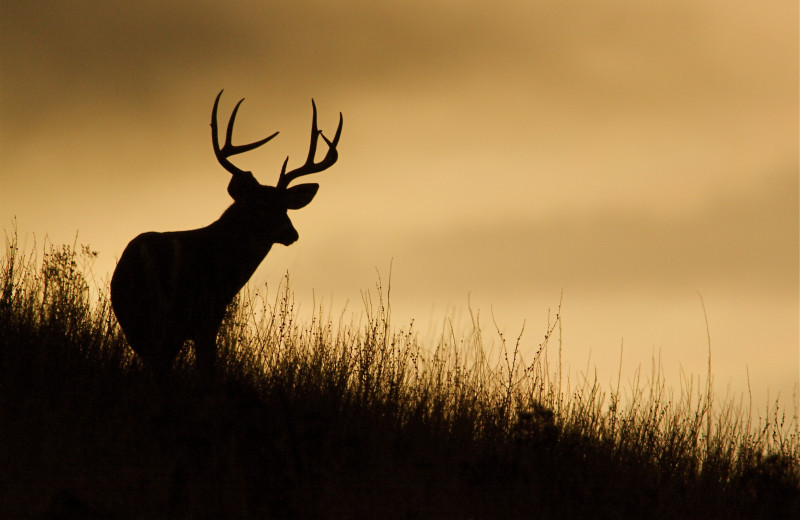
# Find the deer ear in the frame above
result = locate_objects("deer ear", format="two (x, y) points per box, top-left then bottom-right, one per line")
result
(227, 172), (259, 201)
(284, 183), (319, 209)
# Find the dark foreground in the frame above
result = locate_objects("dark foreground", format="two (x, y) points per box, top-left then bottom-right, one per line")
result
(1, 239), (798, 519)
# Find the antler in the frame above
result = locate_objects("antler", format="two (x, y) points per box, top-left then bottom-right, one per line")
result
(211, 90), (279, 177)
(276, 99), (343, 189)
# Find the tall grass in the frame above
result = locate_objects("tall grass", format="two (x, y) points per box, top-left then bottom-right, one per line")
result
(0, 228), (798, 519)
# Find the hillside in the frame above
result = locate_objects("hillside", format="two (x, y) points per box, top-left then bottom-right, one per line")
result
(1, 233), (798, 519)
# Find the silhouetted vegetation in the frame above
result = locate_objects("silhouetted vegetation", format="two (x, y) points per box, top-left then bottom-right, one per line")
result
(1, 229), (798, 519)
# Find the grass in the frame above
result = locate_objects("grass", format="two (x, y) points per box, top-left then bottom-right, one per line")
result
(0, 228), (798, 519)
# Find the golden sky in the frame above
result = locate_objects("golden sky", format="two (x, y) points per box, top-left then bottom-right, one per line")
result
(2, 1), (797, 413)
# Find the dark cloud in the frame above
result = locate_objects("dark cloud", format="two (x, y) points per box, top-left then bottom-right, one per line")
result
(1, 2), (503, 111)
(6, 1), (790, 141)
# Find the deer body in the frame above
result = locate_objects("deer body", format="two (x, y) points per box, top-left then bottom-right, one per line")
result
(111, 91), (342, 374)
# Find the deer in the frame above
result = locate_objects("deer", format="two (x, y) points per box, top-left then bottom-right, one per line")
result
(110, 90), (342, 377)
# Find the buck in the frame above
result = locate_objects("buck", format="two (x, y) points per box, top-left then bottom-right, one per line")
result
(111, 90), (342, 376)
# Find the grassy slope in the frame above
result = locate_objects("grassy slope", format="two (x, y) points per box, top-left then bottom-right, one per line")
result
(0, 234), (798, 519)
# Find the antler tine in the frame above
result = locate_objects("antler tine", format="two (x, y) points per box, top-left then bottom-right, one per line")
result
(276, 99), (343, 189)
(211, 90), (279, 177)
(320, 111), (343, 150)
(305, 99), (320, 169)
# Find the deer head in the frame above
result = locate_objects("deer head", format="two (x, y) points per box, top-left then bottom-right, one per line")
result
(211, 90), (343, 245)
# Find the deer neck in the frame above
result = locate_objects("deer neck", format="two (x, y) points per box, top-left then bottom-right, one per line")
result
(207, 205), (276, 286)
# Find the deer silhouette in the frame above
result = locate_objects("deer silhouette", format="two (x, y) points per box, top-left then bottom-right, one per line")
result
(110, 90), (342, 375)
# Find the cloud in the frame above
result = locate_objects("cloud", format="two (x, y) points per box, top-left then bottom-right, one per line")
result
(5, 1), (793, 136)
(309, 170), (798, 300)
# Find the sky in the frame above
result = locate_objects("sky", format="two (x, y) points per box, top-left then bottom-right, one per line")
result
(2, 1), (797, 417)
